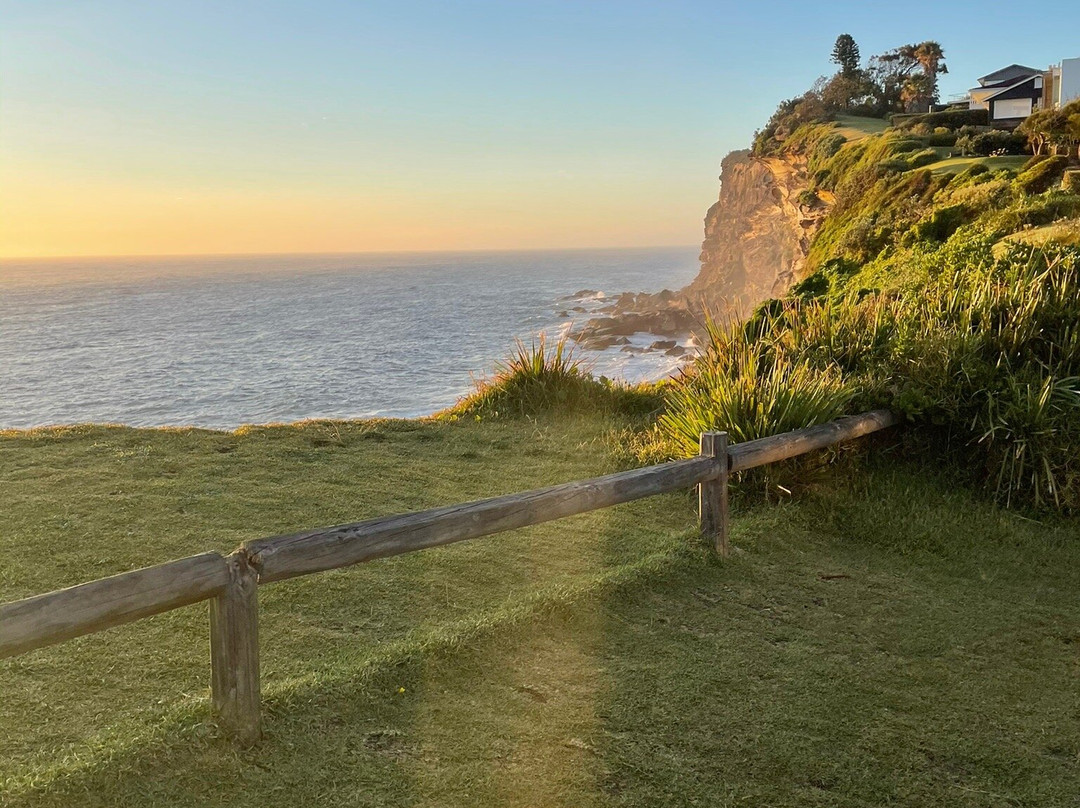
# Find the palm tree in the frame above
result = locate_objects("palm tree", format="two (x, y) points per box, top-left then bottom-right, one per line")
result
(903, 41), (948, 112)
(874, 41), (948, 113)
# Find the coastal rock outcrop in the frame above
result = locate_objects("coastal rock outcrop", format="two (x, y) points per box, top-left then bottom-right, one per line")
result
(688, 150), (828, 317)
(574, 148), (829, 351)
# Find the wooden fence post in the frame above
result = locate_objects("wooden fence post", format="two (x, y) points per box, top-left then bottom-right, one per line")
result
(210, 549), (261, 746)
(699, 432), (729, 557)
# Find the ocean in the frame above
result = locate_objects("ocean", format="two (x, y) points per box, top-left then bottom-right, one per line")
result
(0, 247), (698, 430)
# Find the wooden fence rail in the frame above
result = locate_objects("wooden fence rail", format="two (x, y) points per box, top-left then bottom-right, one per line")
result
(0, 408), (898, 747)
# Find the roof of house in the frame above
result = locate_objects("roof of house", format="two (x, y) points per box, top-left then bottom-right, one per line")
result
(983, 74), (1041, 104)
(977, 64), (1042, 86)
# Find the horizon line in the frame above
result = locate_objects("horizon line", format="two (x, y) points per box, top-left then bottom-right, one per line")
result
(0, 243), (702, 262)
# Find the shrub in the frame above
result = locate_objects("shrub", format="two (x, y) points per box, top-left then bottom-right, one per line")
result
(797, 189), (820, 208)
(876, 158), (909, 174)
(1015, 155), (1069, 194)
(927, 132), (958, 147)
(1021, 153), (1050, 171)
(1063, 171), (1080, 194)
(908, 148), (940, 169)
(454, 334), (658, 418)
(886, 137), (926, 154)
(959, 130), (1027, 156)
(907, 204), (968, 242)
(939, 177), (1013, 215)
(987, 191), (1080, 234)
(647, 233), (1080, 510)
(808, 133), (846, 174)
(953, 163), (989, 182)
(652, 318), (853, 459)
(790, 258), (860, 300)
(896, 108), (989, 131)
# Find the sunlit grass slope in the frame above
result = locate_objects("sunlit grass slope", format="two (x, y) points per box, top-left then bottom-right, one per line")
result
(3, 414), (1080, 806)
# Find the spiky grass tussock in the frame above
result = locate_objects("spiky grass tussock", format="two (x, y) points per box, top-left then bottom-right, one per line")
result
(656, 317), (853, 458)
(637, 233), (1080, 511)
(449, 334), (662, 419)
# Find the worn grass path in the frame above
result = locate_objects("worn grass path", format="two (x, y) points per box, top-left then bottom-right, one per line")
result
(2, 415), (1079, 806)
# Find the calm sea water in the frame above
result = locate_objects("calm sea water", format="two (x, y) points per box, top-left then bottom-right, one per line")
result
(0, 248), (697, 430)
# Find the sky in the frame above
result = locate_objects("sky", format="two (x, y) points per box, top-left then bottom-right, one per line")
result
(2, 1), (1079, 258)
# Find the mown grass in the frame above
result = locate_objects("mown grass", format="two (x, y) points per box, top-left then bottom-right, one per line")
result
(3, 415), (1080, 806)
(927, 155), (1030, 175)
(831, 114), (890, 142)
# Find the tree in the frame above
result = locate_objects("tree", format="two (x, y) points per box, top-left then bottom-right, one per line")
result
(1018, 108), (1059, 156)
(866, 52), (916, 113)
(1065, 100), (1080, 161)
(1018, 101), (1080, 159)
(831, 34), (861, 77)
(821, 71), (876, 112)
(870, 41), (948, 113)
(911, 41), (948, 108)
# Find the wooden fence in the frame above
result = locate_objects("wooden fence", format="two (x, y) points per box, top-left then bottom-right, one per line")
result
(0, 409), (898, 746)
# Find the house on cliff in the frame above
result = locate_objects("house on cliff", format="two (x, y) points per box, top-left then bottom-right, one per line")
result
(967, 64), (1045, 128)
(966, 59), (1080, 128)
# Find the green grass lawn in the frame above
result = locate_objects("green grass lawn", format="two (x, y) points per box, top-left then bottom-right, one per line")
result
(832, 115), (890, 142)
(2, 416), (1080, 806)
(927, 155), (1030, 175)
(997, 218), (1080, 255)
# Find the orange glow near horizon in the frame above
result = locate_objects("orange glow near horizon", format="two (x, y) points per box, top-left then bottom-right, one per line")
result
(0, 172), (705, 259)
(0, 3), (725, 260)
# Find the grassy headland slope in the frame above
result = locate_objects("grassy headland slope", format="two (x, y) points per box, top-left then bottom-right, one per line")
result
(650, 108), (1080, 511)
(4, 415), (1080, 806)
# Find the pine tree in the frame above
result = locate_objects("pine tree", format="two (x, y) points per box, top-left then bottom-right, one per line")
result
(831, 34), (860, 76)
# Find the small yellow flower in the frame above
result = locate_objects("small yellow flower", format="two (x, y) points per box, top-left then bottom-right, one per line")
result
(397, 686), (406, 694)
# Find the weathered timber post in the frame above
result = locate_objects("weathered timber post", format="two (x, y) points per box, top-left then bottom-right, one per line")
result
(699, 432), (730, 556)
(210, 549), (261, 745)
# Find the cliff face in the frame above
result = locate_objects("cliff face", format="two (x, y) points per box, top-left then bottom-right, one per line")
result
(573, 147), (830, 350)
(686, 149), (829, 318)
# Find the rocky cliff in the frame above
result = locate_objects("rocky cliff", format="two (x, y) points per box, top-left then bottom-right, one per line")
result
(574, 148), (829, 350)
(687, 149), (829, 318)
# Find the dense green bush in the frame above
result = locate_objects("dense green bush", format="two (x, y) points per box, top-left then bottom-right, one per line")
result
(956, 130), (1027, 156)
(1015, 155), (1069, 194)
(984, 191), (1080, 235)
(895, 108), (989, 131)
(877, 158), (910, 174)
(646, 234), (1080, 510)
(926, 132), (958, 147)
(652, 318), (853, 460)
(905, 204), (968, 242)
(790, 258), (860, 300)
(951, 163), (989, 183)
(907, 148), (941, 168)
(807, 133), (847, 175)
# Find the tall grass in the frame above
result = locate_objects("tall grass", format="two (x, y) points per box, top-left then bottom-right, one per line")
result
(655, 318), (852, 458)
(646, 233), (1080, 510)
(450, 334), (661, 419)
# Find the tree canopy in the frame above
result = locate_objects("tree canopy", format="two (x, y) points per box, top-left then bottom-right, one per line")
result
(830, 34), (860, 76)
(1018, 100), (1080, 158)
(872, 41), (948, 113)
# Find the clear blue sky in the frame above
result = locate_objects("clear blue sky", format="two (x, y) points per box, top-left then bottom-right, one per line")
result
(2, 0), (1078, 256)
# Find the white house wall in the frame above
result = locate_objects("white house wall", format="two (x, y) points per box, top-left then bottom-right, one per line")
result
(1060, 57), (1080, 105)
(994, 97), (1033, 120)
